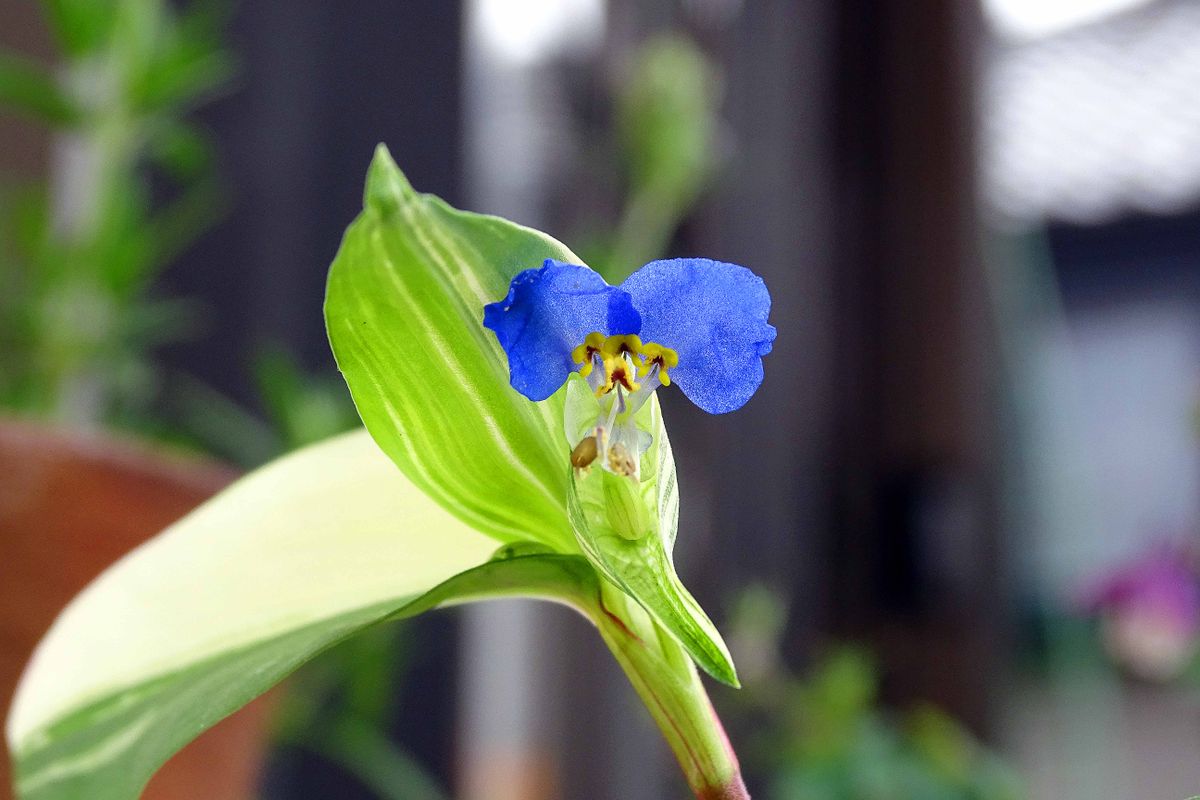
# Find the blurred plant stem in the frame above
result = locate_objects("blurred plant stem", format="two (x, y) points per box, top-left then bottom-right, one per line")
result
(45, 56), (135, 422)
(582, 35), (721, 283)
(606, 180), (690, 282)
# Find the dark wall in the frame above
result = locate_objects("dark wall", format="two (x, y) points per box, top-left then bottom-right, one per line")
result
(829, 0), (1001, 730)
(161, 1), (463, 405)
(1052, 211), (1200, 309)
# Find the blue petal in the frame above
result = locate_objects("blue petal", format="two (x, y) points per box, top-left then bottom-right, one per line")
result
(484, 260), (641, 401)
(621, 258), (775, 414)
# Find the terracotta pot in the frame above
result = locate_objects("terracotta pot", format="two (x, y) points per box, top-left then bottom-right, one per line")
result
(0, 419), (272, 799)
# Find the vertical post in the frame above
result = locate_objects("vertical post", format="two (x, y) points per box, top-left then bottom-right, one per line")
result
(830, 0), (999, 728)
(696, 0), (838, 662)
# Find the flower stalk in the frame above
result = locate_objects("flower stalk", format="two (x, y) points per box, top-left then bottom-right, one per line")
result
(459, 552), (750, 798)
(591, 582), (749, 800)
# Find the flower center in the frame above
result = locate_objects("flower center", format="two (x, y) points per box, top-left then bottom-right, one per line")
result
(571, 333), (678, 398)
(568, 333), (679, 482)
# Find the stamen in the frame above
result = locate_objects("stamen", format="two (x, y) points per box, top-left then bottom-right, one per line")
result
(566, 338), (668, 479)
(604, 358), (640, 395)
(584, 352), (606, 393)
(606, 442), (638, 477)
(571, 331), (607, 379)
(623, 361), (662, 418)
(639, 342), (678, 387)
(570, 435), (599, 471)
(600, 334), (643, 361)
(602, 390), (621, 438)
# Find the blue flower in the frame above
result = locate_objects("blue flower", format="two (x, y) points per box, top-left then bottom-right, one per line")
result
(482, 260), (641, 402)
(483, 257), (775, 415)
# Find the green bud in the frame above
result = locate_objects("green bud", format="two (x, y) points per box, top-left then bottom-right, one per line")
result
(603, 469), (652, 541)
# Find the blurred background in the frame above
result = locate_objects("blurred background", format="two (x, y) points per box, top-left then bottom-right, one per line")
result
(2, 0), (1199, 798)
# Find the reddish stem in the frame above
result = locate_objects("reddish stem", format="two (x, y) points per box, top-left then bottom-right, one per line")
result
(696, 773), (750, 800)
(592, 584), (750, 799)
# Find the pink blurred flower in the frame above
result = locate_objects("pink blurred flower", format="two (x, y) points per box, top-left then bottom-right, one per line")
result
(1078, 544), (1200, 681)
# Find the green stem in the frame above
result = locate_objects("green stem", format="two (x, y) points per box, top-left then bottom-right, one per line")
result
(426, 553), (749, 799)
(591, 581), (748, 800)
(606, 189), (674, 280)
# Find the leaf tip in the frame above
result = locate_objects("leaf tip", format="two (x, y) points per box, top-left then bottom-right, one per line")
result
(682, 605), (740, 688)
(364, 144), (415, 214)
(701, 646), (740, 688)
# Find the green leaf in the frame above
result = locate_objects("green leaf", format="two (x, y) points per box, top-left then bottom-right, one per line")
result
(326, 145), (582, 551)
(38, 0), (118, 57)
(5, 429), (596, 800)
(0, 52), (78, 125)
(146, 120), (214, 180)
(252, 346), (359, 451)
(565, 381), (738, 687)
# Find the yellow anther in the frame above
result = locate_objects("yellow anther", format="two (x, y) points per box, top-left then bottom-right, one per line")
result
(600, 334), (643, 360)
(571, 331), (606, 378)
(572, 333), (649, 396)
(640, 342), (679, 387)
(599, 334), (643, 394)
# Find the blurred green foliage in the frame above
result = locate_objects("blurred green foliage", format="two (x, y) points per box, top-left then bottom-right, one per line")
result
(727, 587), (1024, 800)
(762, 650), (1022, 800)
(580, 34), (721, 282)
(0, 1), (361, 458)
(174, 346), (360, 468)
(271, 624), (449, 800)
(616, 36), (716, 206)
(0, 0), (231, 426)
(0, 6), (403, 797)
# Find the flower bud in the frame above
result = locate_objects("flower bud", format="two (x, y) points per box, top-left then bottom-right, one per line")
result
(603, 469), (651, 541)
